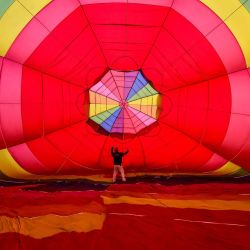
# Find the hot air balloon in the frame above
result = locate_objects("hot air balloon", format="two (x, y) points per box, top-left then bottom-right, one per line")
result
(0, 0), (249, 180)
(1, 1), (250, 249)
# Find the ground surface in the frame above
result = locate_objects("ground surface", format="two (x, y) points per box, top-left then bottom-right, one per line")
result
(0, 178), (250, 250)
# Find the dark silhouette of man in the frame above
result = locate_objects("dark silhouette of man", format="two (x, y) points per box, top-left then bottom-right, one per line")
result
(111, 147), (129, 182)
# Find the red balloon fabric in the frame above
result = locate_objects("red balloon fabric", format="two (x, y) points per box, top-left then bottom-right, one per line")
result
(0, 0), (250, 178)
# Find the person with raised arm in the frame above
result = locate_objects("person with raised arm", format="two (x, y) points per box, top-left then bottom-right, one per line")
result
(111, 147), (129, 182)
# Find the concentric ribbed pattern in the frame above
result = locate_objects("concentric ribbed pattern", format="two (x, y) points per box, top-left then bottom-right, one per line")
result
(0, 0), (250, 177)
(89, 70), (160, 134)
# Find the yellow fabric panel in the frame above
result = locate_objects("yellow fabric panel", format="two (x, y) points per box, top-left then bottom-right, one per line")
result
(96, 104), (102, 114)
(0, 148), (110, 180)
(149, 95), (159, 106)
(207, 161), (243, 176)
(102, 195), (250, 211)
(128, 95), (159, 106)
(89, 104), (118, 116)
(0, 149), (33, 178)
(106, 104), (119, 110)
(0, 0), (51, 56)
(128, 99), (141, 105)
(201, 0), (250, 66)
(152, 94), (160, 105)
(95, 104), (101, 115)
(201, 0), (242, 20)
(18, 0), (51, 15)
(89, 104), (96, 116)
(141, 96), (149, 105)
(0, 1), (31, 56)
(98, 104), (106, 113)
(90, 104), (102, 116)
(0, 212), (105, 239)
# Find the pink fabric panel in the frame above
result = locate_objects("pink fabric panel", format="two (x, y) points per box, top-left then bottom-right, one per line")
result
(0, 59), (23, 147)
(228, 70), (250, 115)
(82, 0), (173, 6)
(0, 57), (5, 148)
(220, 70), (250, 166)
(232, 136), (250, 170)
(222, 69), (250, 157)
(128, 0), (173, 6)
(206, 24), (246, 73)
(90, 81), (102, 91)
(0, 104), (23, 147)
(36, 0), (79, 31)
(7, 0), (84, 66)
(102, 89), (110, 96)
(221, 114), (250, 159)
(172, 0), (220, 34)
(0, 57), (3, 69)
(202, 154), (227, 171)
(81, 0), (126, 3)
(7, 19), (49, 64)
(0, 59), (22, 103)
(144, 117), (156, 126)
(172, 0), (245, 73)
(8, 143), (45, 174)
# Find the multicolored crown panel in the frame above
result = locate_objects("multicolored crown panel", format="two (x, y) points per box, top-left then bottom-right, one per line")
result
(89, 70), (160, 134)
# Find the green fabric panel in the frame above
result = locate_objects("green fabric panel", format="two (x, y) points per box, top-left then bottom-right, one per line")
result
(145, 84), (158, 95)
(91, 116), (103, 124)
(91, 106), (119, 124)
(0, 0), (14, 18)
(240, 0), (250, 12)
(128, 92), (143, 102)
(128, 84), (158, 102)
(232, 167), (249, 177)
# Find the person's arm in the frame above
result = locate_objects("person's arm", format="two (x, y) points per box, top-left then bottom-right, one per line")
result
(123, 149), (129, 155)
(111, 147), (114, 156)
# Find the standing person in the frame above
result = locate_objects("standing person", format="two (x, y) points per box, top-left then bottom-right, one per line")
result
(111, 147), (129, 182)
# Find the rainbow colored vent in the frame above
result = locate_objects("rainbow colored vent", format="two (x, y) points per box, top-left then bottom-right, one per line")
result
(89, 70), (160, 134)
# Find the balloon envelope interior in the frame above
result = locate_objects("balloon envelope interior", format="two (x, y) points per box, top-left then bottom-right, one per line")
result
(0, 0), (249, 179)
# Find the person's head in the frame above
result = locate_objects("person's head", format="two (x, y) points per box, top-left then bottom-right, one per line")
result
(115, 147), (118, 152)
